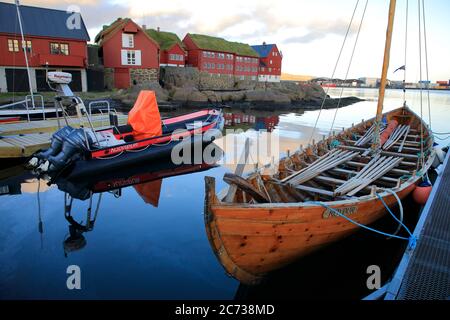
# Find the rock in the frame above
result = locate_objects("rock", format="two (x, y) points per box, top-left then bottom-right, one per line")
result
(234, 80), (257, 91)
(171, 87), (193, 102)
(188, 90), (208, 103)
(245, 89), (291, 104)
(203, 90), (222, 103)
(161, 66), (199, 88)
(199, 72), (235, 90)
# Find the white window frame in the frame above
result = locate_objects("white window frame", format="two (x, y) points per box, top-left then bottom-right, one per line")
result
(122, 33), (134, 48)
(8, 39), (19, 52)
(121, 49), (141, 66)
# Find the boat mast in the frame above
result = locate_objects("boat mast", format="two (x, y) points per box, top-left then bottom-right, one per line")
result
(15, 0), (36, 109)
(372, 0), (397, 150)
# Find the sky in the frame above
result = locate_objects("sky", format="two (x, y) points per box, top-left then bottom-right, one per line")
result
(9, 0), (450, 82)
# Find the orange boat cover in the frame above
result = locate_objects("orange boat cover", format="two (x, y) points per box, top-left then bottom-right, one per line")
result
(134, 179), (163, 207)
(380, 119), (398, 146)
(128, 91), (162, 139)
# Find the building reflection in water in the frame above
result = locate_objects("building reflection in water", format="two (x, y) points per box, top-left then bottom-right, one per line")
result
(223, 112), (280, 132)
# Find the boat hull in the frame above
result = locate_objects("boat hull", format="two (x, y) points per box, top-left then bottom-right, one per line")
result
(204, 106), (436, 284)
(205, 177), (416, 284)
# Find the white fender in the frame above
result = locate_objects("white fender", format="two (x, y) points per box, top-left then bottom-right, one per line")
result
(432, 146), (446, 168)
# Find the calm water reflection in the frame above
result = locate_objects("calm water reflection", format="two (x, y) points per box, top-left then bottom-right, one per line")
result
(0, 88), (449, 299)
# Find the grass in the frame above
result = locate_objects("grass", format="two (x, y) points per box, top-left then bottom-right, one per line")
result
(146, 29), (184, 51)
(188, 33), (259, 57)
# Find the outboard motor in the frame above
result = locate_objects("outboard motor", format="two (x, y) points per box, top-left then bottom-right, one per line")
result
(28, 126), (75, 168)
(45, 128), (93, 171)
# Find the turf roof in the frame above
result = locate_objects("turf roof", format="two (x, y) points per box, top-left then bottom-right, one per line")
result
(188, 33), (259, 57)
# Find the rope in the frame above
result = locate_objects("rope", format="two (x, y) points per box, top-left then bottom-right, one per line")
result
(403, 0), (409, 105)
(433, 135), (450, 141)
(97, 151), (124, 160)
(308, 195), (417, 250)
(421, 0), (432, 130)
(431, 131), (450, 135)
(309, 0), (360, 144)
(330, 139), (341, 149)
(376, 189), (409, 238)
(330, 0), (368, 134)
(417, 0), (425, 169)
(37, 178), (43, 249)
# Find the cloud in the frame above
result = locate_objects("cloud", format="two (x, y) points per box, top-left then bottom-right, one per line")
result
(283, 19), (356, 44)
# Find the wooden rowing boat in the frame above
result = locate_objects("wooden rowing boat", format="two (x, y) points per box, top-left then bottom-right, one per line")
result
(205, 106), (435, 284)
(204, 0), (437, 285)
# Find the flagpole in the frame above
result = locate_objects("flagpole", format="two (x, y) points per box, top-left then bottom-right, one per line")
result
(15, 0), (36, 111)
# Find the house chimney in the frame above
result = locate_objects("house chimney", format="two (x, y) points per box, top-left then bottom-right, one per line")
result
(157, 27), (160, 32)
(142, 24), (147, 30)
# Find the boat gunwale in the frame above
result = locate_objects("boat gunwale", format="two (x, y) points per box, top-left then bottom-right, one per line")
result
(211, 105), (435, 210)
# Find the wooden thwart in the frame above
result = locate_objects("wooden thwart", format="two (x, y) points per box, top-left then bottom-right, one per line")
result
(334, 155), (403, 196)
(355, 123), (386, 146)
(282, 149), (360, 185)
(383, 125), (410, 150)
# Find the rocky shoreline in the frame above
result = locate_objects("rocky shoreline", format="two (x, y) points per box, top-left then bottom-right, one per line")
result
(112, 67), (363, 112)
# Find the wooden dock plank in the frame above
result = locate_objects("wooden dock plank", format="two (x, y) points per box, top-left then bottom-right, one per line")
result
(0, 133), (52, 158)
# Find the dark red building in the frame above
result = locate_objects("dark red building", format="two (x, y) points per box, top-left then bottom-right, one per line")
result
(183, 33), (259, 80)
(0, 2), (90, 93)
(95, 18), (160, 89)
(251, 43), (283, 82)
(146, 28), (186, 67)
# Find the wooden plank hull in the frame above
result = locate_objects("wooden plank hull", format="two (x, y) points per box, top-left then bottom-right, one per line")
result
(206, 179), (415, 284)
(204, 106), (436, 285)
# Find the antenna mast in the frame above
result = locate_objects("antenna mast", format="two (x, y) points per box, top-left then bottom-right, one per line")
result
(15, 0), (36, 110)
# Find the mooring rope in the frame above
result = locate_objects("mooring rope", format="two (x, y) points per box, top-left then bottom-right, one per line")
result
(308, 193), (417, 250)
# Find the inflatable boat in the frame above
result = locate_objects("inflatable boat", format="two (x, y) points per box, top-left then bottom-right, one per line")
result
(55, 161), (217, 200)
(28, 72), (224, 180)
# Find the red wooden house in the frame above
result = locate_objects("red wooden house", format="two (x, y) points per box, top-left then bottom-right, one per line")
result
(95, 18), (160, 89)
(0, 2), (90, 93)
(146, 28), (186, 67)
(183, 33), (259, 80)
(251, 43), (283, 82)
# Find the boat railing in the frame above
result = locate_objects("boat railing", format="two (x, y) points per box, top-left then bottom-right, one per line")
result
(88, 100), (111, 116)
(25, 95), (45, 121)
(0, 94), (45, 122)
(89, 100), (117, 127)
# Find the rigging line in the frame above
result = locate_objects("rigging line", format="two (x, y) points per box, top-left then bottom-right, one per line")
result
(330, 0), (369, 134)
(308, 0), (360, 144)
(37, 178), (43, 249)
(403, 0), (409, 105)
(421, 0), (432, 129)
(417, 0), (425, 169)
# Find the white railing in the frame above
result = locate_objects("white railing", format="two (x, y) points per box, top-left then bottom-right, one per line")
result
(0, 94), (45, 122)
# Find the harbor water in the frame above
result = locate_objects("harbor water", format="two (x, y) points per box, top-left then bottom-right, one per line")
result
(0, 88), (449, 299)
